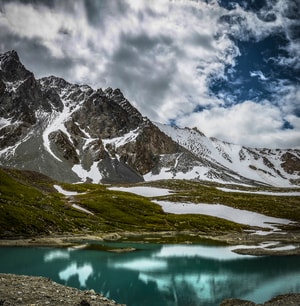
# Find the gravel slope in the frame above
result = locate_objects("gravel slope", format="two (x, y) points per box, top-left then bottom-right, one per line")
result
(0, 273), (125, 306)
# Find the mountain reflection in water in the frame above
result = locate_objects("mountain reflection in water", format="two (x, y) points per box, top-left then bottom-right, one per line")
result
(1, 243), (300, 306)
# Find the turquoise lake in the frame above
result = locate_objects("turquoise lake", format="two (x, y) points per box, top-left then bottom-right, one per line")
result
(1, 243), (300, 306)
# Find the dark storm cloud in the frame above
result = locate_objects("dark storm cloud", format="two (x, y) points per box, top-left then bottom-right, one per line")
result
(9, 0), (55, 8)
(105, 32), (177, 118)
(0, 32), (75, 79)
(83, 0), (129, 27)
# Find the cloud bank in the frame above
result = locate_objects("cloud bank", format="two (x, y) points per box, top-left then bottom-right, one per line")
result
(0, 0), (299, 148)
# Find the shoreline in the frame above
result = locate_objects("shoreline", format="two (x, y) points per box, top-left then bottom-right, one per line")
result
(1, 273), (300, 306)
(0, 273), (125, 306)
(1, 230), (300, 256)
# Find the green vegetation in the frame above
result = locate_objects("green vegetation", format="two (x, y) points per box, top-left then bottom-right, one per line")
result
(0, 168), (103, 237)
(0, 167), (299, 240)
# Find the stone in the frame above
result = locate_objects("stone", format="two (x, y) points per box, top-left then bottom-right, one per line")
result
(0, 273), (126, 306)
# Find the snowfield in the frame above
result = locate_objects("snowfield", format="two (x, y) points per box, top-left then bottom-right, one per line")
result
(107, 185), (293, 233)
(154, 200), (292, 232)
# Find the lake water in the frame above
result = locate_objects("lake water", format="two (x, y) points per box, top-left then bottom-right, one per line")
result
(1, 242), (300, 306)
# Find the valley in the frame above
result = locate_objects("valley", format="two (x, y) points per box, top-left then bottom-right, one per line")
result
(1, 49), (300, 305)
(1, 167), (299, 255)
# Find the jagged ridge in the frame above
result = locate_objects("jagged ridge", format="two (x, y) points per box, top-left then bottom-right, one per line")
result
(0, 50), (299, 186)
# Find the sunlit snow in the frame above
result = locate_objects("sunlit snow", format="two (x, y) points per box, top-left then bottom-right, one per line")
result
(108, 186), (172, 197)
(102, 128), (140, 149)
(217, 187), (300, 196)
(71, 204), (94, 215)
(54, 184), (94, 215)
(154, 200), (292, 231)
(53, 184), (80, 196)
(72, 162), (102, 183)
(154, 122), (298, 187)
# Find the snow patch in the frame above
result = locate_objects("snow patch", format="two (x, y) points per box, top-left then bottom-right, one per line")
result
(72, 162), (102, 183)
(108, 186), (172, 197)
(154, 200), (292, 232)
(53, 184), (80, 196)
(0, 117), (13, 128)
(144, 164), (226, 184)
(72, 204), (94, 215)
(0, 127), (34, 158)
(217, 187), (300, 196)
(102, 128), (140, 149)
(54, 185), (94, 215)
(3, 80), (24, 92)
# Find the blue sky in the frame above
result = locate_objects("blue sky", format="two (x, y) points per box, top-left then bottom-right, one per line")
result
(0, 0), (299, 148)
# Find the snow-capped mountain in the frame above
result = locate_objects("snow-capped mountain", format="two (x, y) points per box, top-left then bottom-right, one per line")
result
(155, 123), (300, 187)
(0, 50), (299, 187)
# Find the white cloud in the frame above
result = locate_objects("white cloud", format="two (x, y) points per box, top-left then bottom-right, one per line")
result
(0, 0), (299, 148)
(250, 71), (268, 81)
(177, 101), (300, 149)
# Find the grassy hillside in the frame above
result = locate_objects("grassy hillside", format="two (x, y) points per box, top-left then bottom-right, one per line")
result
(0, 167), (299, 240)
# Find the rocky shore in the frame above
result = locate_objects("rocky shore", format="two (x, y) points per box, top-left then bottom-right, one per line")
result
(0, 274), (125, 306)
(1, 273), (300, 306)
(221, 294), (300, 306)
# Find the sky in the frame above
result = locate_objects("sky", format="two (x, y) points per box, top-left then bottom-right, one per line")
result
(0, 0), (299, 149)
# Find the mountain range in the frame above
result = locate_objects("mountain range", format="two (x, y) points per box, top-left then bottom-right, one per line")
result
(0, 50), (299, 187)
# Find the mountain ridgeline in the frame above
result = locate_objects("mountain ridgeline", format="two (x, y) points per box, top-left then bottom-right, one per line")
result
(0, 50), (299, 187)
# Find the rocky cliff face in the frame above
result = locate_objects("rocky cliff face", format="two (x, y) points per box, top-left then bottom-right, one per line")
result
(0, 50), (299, 186)
(0, 50), (183, 183)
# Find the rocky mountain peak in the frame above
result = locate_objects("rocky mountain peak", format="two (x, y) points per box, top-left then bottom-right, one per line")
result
(0, 50), (299, 186)
(0, 50), (33, 82)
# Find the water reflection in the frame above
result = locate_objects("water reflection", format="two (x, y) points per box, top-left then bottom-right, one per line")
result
(59, 262), (93, 287)
(111, 258), (168, 272)
(44, 250), (70, 262)
(153, 244), (253, 260)
(1, 244), (300, 306)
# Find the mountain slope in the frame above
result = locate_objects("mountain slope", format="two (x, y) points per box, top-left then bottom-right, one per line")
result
(0, 50), (299, 187)
(0, 50), (182, 184)
(155, 123), (300, 187)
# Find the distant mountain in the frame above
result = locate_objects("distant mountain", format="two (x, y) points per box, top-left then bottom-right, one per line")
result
(154, 123), (300, 187)
(0, 50), (299, 187)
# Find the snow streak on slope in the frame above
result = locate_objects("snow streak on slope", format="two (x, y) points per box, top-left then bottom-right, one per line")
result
(102, 128), (140, 149)
(217, 187), (300, 196)
(42, 88), (83, 162)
